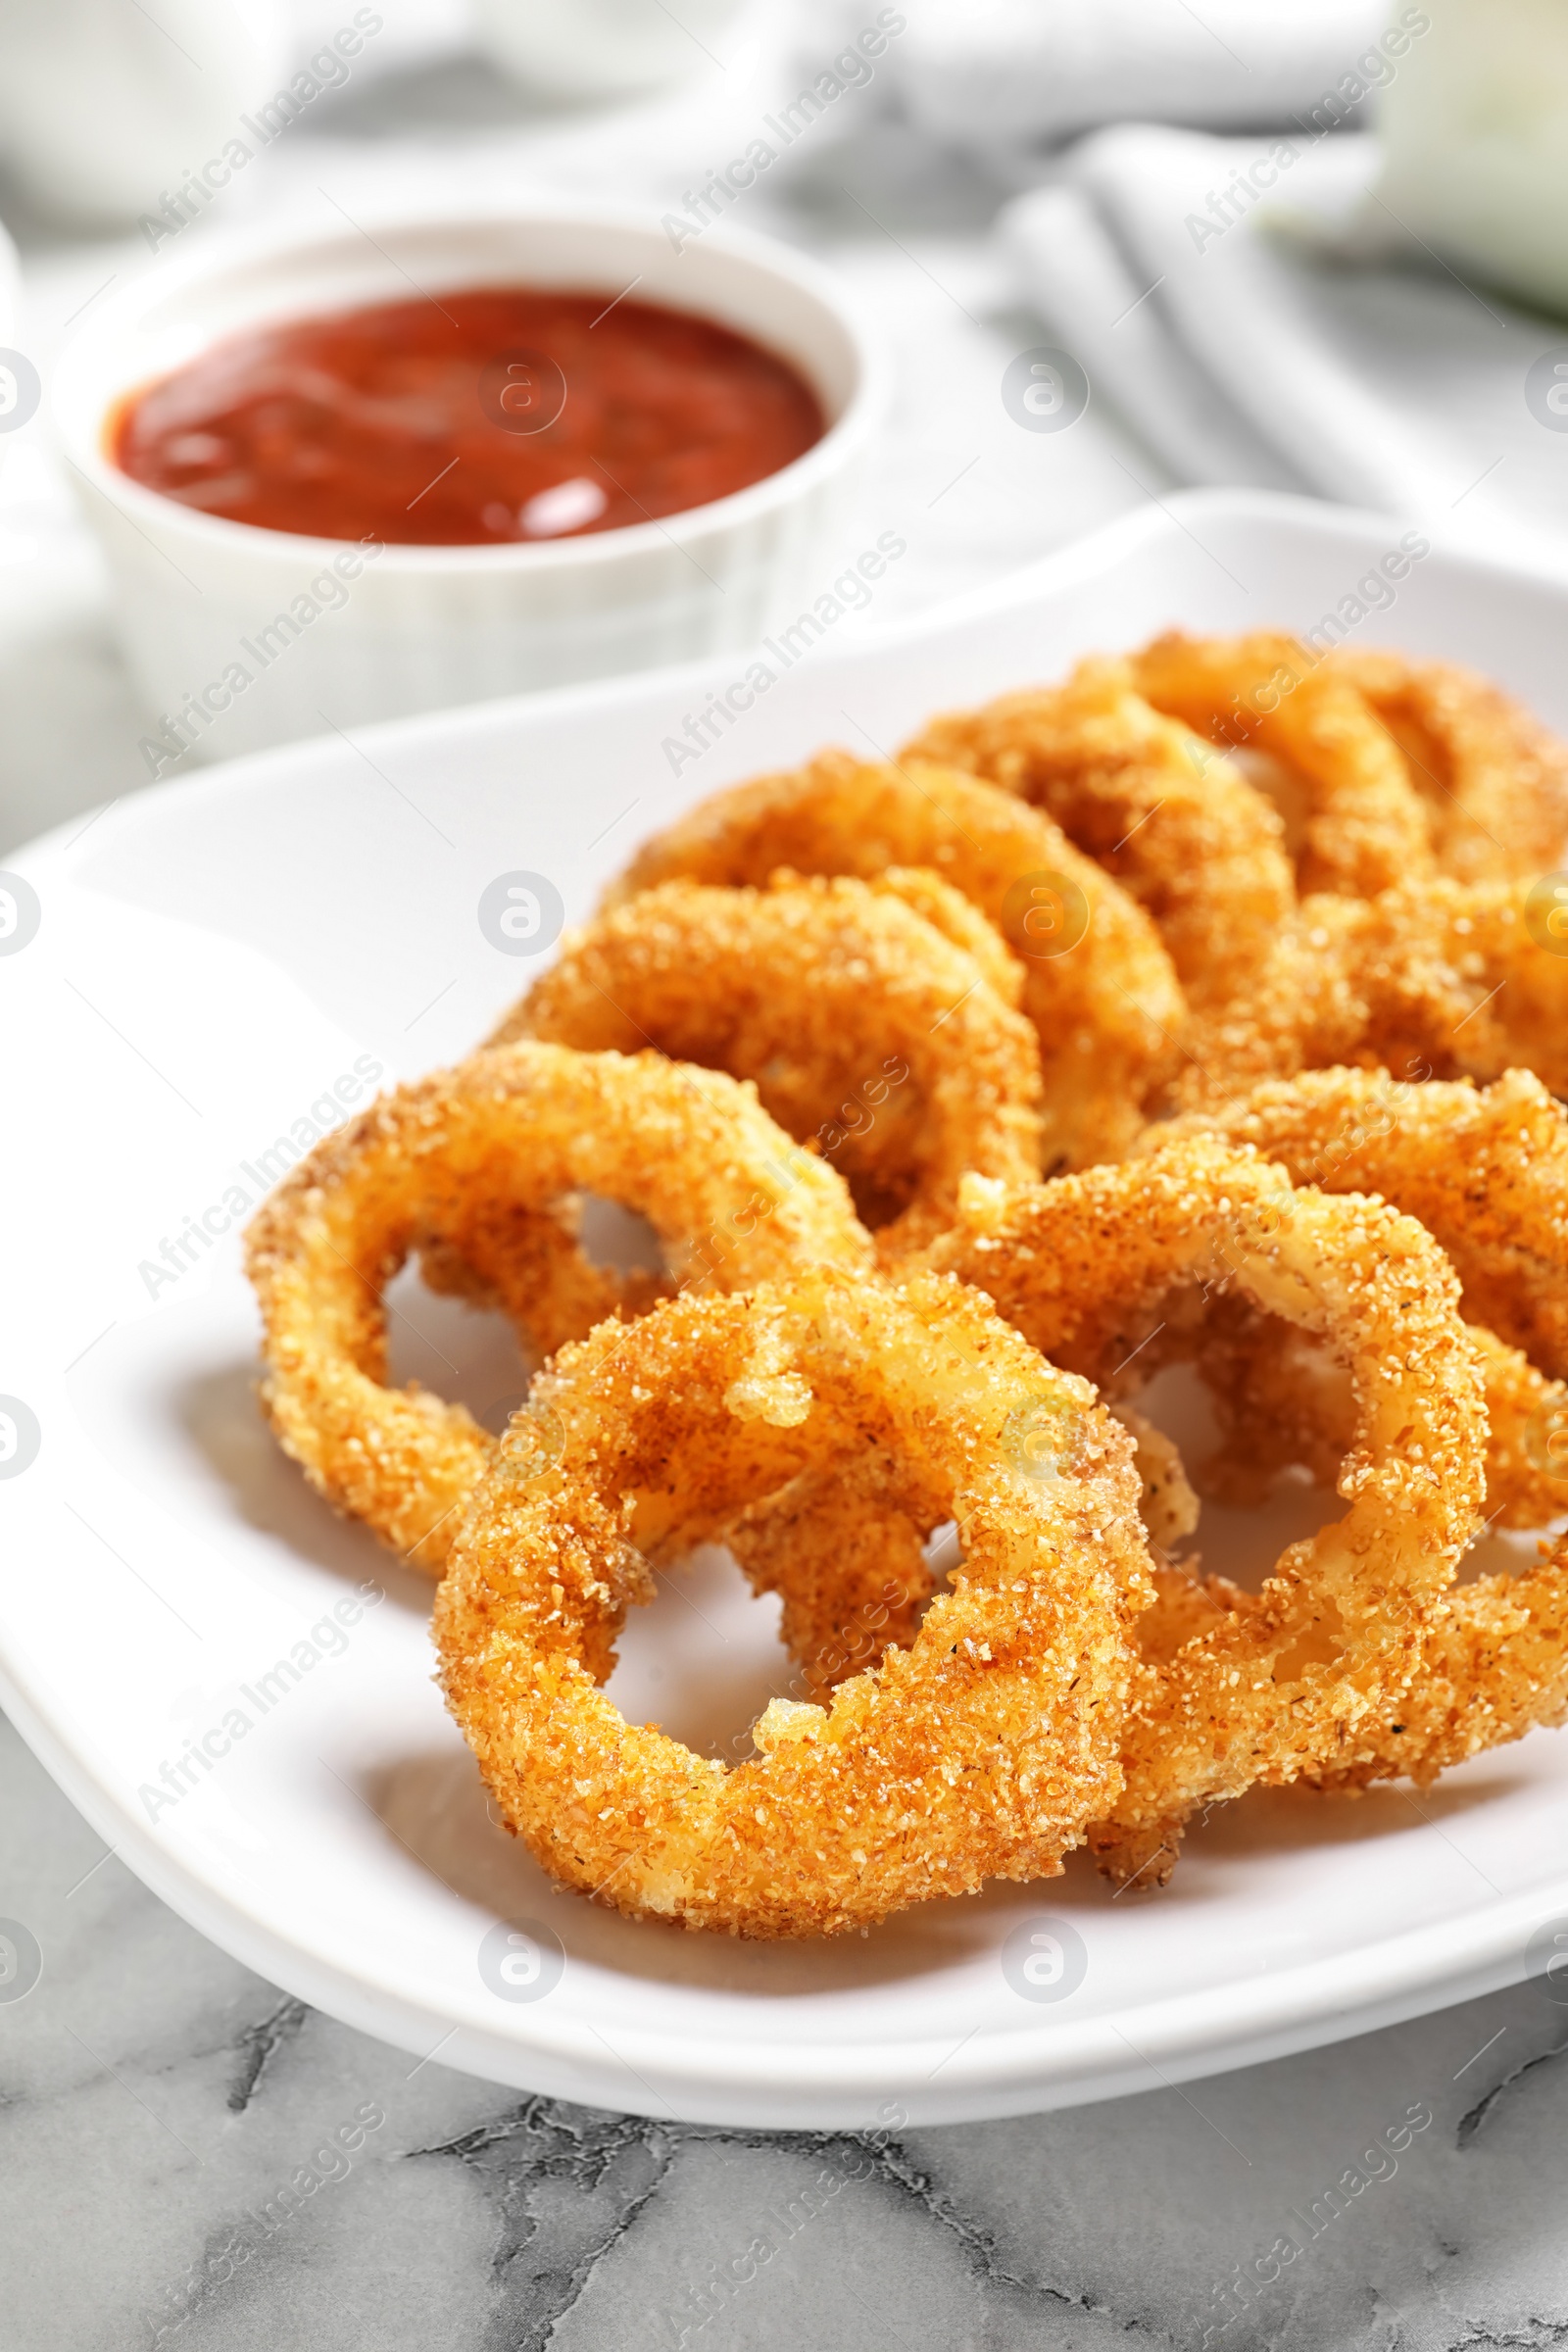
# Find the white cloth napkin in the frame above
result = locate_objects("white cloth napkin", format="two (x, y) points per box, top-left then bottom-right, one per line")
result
(882, 0), (1389, 167)
(1001, 123), (1568, 569)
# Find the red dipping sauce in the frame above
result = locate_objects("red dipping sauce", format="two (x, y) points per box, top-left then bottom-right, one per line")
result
(110, 287), (826, 547)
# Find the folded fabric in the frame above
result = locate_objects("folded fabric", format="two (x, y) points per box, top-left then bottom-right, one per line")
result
(882, 0), (1390, 155)
(1002, 123), (1568, 567)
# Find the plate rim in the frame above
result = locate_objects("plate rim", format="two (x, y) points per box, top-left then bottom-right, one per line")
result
(4, 483), (1564, 2128)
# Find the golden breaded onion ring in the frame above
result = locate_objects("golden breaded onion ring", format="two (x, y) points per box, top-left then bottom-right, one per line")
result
(902, 656), (1294, 1006)
(1153, 1067), (1568, 1527)
(865, 864), (1025, 1004)
(1158, 1067), (1568, 1374)
(917, 1139), (1489, 1885)
(720, 1446), (946, 1704)
(434, 1267), (1154, 1937)
(1162, 1298), (1563, 1535)
(491, 874), (1043, 1255)
(611, 750), (1185, 1169)
(1308, 1533), (1568, 1791)
(1181, 879), (1568, 1111)
(1131, 629), (1433, 899)
(244, 1044), (872, 1572)
(1328, 648), (1568, 883)
(1148, 1529), (1568, 1799)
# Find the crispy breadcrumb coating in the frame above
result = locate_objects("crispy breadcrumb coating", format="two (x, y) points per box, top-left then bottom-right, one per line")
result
(1180, 881), (1568, 1111)
(1329, 648), (1568, 883)
(434, 1268), (1155, 1936)
(1131, 629), (1435, 898)
(493, 875), (1043, 1253)
(612, 749), (1185, 1169)
(917, 1140), (1489, 1884)
(903, 656), (1294, 1005)
(1155, 1068), (1568, 1526)
(245, 1045), (872, 1571)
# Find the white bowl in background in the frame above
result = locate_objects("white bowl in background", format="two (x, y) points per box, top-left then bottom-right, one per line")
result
(53, 203), (887, 762)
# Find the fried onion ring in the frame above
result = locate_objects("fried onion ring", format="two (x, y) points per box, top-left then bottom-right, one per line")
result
(1306, 1534), (1568, 1790)
(434, 1267), (1154, 1936)
(917, 1140), (1489, 1884)
(611, 749), (1185, 1168)
(1151, 1067), (1568, 1525)
(1163, 1291), (1563, 1533)
(713, 1393), (1200, 1715)
(866, 865), (1025, 1004)
(902, 656), (1295, 1005)
(1329, 648), (1568, 883)
(719, 1447), (941, 1703)
(490, 874), (1043, 1253)
(244, 1044), (872, 1571)
(1157, 1068), (1568, 1372)
(1181, 880), (1568, 1110)
(1150, 1525), (1568, 1798)
(1131, 629), (1434, 899)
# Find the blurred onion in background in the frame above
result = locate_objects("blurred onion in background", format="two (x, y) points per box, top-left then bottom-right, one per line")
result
(1372, 0), (1568, 317)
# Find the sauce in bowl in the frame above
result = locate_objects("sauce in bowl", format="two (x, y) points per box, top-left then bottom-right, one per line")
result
(110, 287), (826, 547)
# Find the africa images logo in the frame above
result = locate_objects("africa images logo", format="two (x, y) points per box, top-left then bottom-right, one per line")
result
(477, 1918), (565, 2003)
(1001, 1914), (1090, 2002)
(478, 871), (565, 957)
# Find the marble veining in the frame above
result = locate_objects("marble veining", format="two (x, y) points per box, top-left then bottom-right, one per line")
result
(4, 1710), (1568, 2352)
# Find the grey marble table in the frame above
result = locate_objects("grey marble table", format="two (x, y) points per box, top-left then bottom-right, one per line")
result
(5, 23), (1568, 2351)
(4, 1703), (1566, 2352)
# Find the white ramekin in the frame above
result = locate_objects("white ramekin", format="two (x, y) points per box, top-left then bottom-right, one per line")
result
(53, 202), (887, 762)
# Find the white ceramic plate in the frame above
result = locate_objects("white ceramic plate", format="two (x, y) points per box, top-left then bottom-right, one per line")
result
(4, 489), (1567, 2130)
